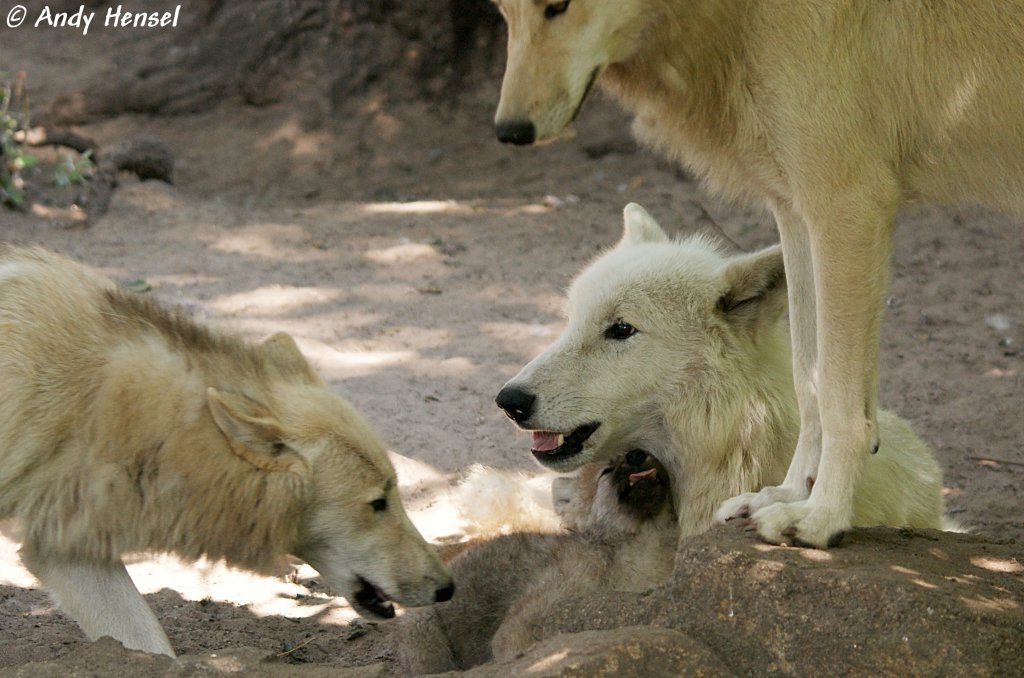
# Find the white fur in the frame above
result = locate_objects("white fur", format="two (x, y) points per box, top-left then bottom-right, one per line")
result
(0, 245), (451, 655)
(493, 0), (1019, 547)
(499, 204), (949, 539)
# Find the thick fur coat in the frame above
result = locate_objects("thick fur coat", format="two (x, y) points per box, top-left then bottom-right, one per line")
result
(492, 0), (1019, 546)
(0, 246), (451, 655)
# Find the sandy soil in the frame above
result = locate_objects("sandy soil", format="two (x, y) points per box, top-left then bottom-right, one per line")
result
(1, 9), (1021, 676)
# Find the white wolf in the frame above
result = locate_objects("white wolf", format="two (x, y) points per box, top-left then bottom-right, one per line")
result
(491, 0), (1021, 547)
(0, 245), (452, 656)
(495, 204), (948, 539)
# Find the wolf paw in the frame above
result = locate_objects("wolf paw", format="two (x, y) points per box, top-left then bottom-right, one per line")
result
(716, 485), (805, 523)
(750, 500), (849, 549)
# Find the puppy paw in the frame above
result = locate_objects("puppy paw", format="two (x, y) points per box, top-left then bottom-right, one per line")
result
(751, 500), (849, 549)
(716, 485), (805, 523)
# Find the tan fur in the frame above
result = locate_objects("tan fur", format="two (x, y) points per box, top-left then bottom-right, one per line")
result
(0, 246), (451, 656)
(396, 452), (677, 675)
(496, 205), (949, 539)
(493, 0), (1022, 547)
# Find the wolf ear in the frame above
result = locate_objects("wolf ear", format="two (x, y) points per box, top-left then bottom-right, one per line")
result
(718, 245), (787, 333)
(207, 388), (298, 471)
(261, 332), (322, 385)
(619, 203), (670, 246)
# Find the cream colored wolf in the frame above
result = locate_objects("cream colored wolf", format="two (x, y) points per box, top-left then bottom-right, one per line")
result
(397, 449), (677, 674)
(495, 205), (948, 539)
(492, 0), (1022, 547)
(0, 245), (453, 656)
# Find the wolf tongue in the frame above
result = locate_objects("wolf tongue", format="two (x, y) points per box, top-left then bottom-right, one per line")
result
(628, 467), (657, 486)
(532, 431), (561, 453)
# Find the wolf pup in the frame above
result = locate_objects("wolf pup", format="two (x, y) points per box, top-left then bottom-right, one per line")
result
(396, 449), (676, 674)
(491, 0), (1020, 548)
(0, 245), (453, 656)
(496, 205), (949, 539)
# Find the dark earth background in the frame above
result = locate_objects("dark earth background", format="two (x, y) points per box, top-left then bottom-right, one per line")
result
(1, 1), (1021, 674)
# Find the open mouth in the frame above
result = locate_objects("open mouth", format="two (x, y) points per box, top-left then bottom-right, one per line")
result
(353, 576), (395, 619)
(530, 422), (600, 464)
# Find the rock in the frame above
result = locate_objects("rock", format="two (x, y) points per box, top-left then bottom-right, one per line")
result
(527, 524), (1024, 676)
(456, 627), (728, 677)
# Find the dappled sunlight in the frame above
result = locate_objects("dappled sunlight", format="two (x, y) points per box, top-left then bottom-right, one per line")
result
(146, 273), (221, 288)
(746, 559), (785, 583)
(970, 556), (1023, 574)
(799, 549), (833, 563)
(208, 285), (346, 316)
(365, 239), (440, 265)
(1, 529), (359, 625)
(0, 532), (36, 588)
(361, 200), (475, 216)
(209, 222), (330, 262)
(124, 555), (354, 624)
(528, 649), (570, 673)
(256, 117), (334, 160)
(299, 338), (417, 380)
(959, 595), (1020, 613)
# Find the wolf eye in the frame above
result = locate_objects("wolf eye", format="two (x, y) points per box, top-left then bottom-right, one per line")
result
(370, 497), (388, 512)
(604, 320), (637, 341)
(544, 0), (570, 19)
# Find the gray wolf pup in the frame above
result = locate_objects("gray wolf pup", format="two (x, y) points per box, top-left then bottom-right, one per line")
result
(491, 0), (1019, 547)
(0, 245), (453, 656)
(396, 449), (676, 674)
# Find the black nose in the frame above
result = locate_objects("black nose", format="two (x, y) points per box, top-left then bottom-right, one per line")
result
(495, 385), (536, 424)
(495, 120), (536, 145)
(435, 582), (455, 603)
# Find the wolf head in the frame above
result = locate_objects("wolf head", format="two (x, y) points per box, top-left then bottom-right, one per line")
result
(559, 449), (674, 537)
(492, 0), (650, 144)
(207, 333), (453, 620)
(496, 204), (789, 474)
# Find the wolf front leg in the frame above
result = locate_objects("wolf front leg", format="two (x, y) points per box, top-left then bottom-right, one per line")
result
(717, 205), (822, 522)
(21, 552), (175, 656)
(754, 177), (899, 548)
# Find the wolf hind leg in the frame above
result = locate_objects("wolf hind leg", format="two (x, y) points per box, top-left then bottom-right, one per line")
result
(21, 552), (174, 656)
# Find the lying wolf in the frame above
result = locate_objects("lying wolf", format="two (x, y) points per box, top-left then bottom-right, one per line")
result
(0, 245), (453, 656)
(491, 0), (1021, 548)
(496, 205), (948, 538)
(396, 449), (676, 674)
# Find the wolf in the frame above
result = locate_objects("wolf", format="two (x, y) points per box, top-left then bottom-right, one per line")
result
(491, 0), (1022, 547)
(396, 449), (677, 675)
(0, 245), (453, 656)
(495, 204), (948, 539)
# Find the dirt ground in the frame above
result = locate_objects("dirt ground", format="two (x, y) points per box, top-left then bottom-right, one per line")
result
(1, 7), (1022, 676)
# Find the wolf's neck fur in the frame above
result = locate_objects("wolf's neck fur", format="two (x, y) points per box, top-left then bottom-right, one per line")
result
(664, 323), (798, 536)
(602, 0), (780, 205)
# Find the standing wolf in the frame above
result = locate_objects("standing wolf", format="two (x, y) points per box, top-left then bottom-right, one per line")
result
(0, 246), (453, 656)
(492, 0), (1023, 547)
(496, 205), (948, 538)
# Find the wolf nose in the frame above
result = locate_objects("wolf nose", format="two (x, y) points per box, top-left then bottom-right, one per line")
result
(495, 386), (535, 423)
(435, 582), (455, 603)
(495, 120), (536, 145)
